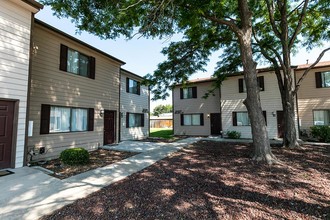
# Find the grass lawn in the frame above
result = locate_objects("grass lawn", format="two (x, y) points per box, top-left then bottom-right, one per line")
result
(150, 128), (173, 139)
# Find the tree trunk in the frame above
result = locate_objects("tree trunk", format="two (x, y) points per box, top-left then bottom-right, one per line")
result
(280, 73), (300, 148)
(237, 0), (277, 164)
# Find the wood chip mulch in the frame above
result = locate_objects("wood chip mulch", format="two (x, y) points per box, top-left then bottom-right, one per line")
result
(40, 141), (329, 219)
(37, 149), (138, 179)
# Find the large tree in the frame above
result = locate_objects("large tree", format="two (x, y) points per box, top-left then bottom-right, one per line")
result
(44, 0), (277, 163)
(208, 0), (329, 148)
(253, 0), (330, 148)
(152, 104), (172, 117)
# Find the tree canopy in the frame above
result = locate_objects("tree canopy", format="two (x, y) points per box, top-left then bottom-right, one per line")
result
(152, 104), (172, 117)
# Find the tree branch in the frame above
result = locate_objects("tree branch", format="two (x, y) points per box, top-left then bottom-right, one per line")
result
(294, 47), (330, 94)
(265, 0), (281, 38)
(289, 0), (309, 49)
(201, 13), (241, 35)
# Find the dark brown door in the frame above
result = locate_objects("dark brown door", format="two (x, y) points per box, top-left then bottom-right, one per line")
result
(0, 100), (15, 169)
(277, 111), (284, 138)
(210, 113), (222, 135)
(104, 110), (116, 145)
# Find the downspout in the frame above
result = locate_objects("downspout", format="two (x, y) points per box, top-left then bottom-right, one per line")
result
(24, 14), (35, 166)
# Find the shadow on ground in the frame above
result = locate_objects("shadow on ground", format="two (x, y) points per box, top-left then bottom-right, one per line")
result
(41, 141), (330, 220)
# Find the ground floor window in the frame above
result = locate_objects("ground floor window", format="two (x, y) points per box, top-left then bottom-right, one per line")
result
(181, 114), (204, 126)
(313, 110), (330, 125)
(40, 104), (94, 134)
(233, 111), (267, 126)
(126, 113), (144, 127)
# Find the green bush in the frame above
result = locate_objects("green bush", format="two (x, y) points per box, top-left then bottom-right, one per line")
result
(310, 126), (330, 143)
(60, 148), (90, 165)
(226, 130), (241, 139)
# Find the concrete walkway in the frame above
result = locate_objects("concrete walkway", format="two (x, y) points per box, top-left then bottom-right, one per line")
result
(0, 137), (202, 220)
(0, 137), (325, 220)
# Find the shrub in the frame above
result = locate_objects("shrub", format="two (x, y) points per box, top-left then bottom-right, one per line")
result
(310, 126), (330, 143)
(226, 130), (241, 139)
(60, 148), (90, 165)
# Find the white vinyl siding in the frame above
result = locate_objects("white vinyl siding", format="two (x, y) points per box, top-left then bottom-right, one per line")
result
(28, 22), (122, 161)
(0, 1), (36, 167)
(120, 70), (149, 140)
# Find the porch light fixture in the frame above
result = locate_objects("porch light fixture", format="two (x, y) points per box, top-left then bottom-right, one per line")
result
(207, 114), (210, 118)
(272, 111), (276, 117)
(99, 109), (104, 117)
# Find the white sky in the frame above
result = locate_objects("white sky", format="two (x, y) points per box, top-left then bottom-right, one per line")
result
(36, 6), (330, 111)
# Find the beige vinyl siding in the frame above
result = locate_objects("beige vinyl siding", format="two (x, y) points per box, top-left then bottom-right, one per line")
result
(120, 70), (149, 140)
(296, 66), (330, 130)
(221, 72), (298, 139)
(0, 1), (36, 167)
(173, 81), (220, 136)
(28, 23), (121, 160)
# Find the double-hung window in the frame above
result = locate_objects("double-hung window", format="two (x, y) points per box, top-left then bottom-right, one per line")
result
(126, 113), (144, 127)
(126, 78), (140, 95)
(233, 111), (267, 126)
(315, 71), (330, 88)
(40, 105), (94, 134)
(313, 110), (330, 125)
(60, 44), (95, 79)
(239, 76), (265, 93)
(180, 87), (197, 99)
(181, 114), (204, 126)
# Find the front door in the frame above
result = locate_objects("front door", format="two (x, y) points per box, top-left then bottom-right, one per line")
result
(104, 110), (116, 145)
(0, 100), (15, 169)
(210, 113), (222, 135)
(277, 111), (284, 138)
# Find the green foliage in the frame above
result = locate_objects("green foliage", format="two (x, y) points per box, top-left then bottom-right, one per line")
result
(310, 126), (330, 143)
(152, 104), (172, 116)
(60, 148), (90, 165)
(226, 130), (241, 139)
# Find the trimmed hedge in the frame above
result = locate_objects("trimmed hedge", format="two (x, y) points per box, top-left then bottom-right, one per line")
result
(226, 130), (241, 139)
(60, 148), (90, 165)
(310, 126), (330, 143)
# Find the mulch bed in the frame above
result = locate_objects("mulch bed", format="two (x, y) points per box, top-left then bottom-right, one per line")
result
(40, 141), (329, 219)
(36, 149), (138, 179)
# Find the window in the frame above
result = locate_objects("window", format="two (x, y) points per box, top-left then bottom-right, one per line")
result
(60, 44), (95, 79)
(313, 110), (330, 125)
(180, 87), (197, 99)
(40, 105), (94, 134)
(233, 111), (267, 126)
(126, 78), (140, 95)
(315, 71), (330, 88)
(180, 114), (204, 126)
(238, 76), (265, 93)
(126, 113), (144, 127)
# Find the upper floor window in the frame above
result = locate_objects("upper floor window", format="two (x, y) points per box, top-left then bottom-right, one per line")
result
(126, 113), (144, 127)
(180, 87), (197, 99)
(313, 110), (330, 125)
(126, 78), (140, 95)
(238, 76), (264, 93)
(40, 104), (94, 134)
(233, 111), (267, 126)
(315, 71), (330, 88)
(180, 113), (204, 126)
(60, 44), (95, 79)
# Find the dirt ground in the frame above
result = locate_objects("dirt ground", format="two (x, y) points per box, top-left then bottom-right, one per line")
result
(41, 141), (329, 219)
(37, 149), (138, 179)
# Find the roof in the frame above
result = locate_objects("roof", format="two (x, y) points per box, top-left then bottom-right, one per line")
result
(34, 19), (126, 65)
(175, 77), (216, 86)
(22, 0), (43, 10)
(150, 113), (173, 120)
(296, 61), (330, 70)
(120, 68), (144, 80)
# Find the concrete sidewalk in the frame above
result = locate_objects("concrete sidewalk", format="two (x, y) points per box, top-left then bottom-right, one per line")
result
(0, 137), (201, 220)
